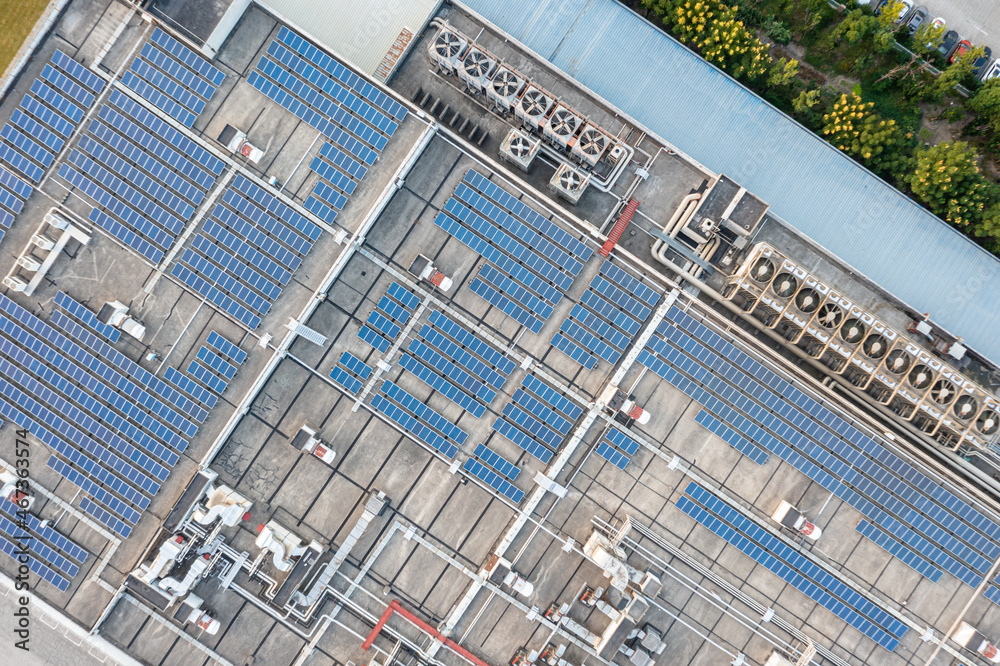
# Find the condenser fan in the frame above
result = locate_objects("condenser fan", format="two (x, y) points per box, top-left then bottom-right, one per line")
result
(521, 90), (549, 116)
(953, 395), (978, 419)
(862, 334), (888, 359)
(772, 273), (798, 297)
(977, 409), (1000, 435)
(816, 303), (844, 329)
(794, 288), (820, 313)
(434, 32), (465, 59)
(908, 364), (934, 389)
(508, 135), (532, 157)
(840, 318), (866, 343)
(578, 129), (607, 155)
(492, 70), (521, 97)
(463, 51), (493, 77)
(750, 258), (775, 283)
(559, 169), (584, 190)
(549, 109), (578, 136)
(885, 349), (912, 374)
(930, 379), (957, 405)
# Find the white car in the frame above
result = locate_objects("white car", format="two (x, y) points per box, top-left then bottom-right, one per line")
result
(981, 59), (1000, 81)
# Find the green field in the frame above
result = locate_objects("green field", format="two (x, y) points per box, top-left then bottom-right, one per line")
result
(0, 0), (50, 75)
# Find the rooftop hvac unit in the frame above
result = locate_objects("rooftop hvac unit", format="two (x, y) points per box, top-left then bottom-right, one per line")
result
(457, 48), (496, 93)
(500, 128), (540, 172)
(31, 233), (56, 251)
(755, 260), (806, 328)
(487, 66), (525, 113)
(977, 407), (1000, 436)
(44, 211), (70, 230)
(549, 163), (590, 205)
(721, 243), (784, 312)
(776, 276), (830, 344)
(953, 392), (979, 421)
(2, 276), (28, 292)
(16, 254), (43, 272)
(516, 85), (555, 131)
(884, 347), (914, 375)
(572, 124), (610, 167)
(429, 28), (468, 74)
(543, 104), (583, 149)
(907, 361), (938, 391)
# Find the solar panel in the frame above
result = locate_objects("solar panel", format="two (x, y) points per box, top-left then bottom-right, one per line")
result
(330, 366), (362, 394)
(492, 418), (552, 463)
(427, 311), (515, 376)
(121, 72), (196, 127)
(197, 346), (237, 380)
(473, 442), (519, 480)
(358, 325), (390, 352)
(399, 354), (485, 418)
(80, 497), (131, 538)
(0, 497), (87, 563)
(0, 531), (70, 591)
(469, 278), (543, 334)
(464, 459), (524, 503)
(165, 366), (218, 409)
(595, 442), (628, 469)
(694, 409), (768, 465)
(207, 331), (247, 364)
(550, 332), (597, 369)
(371, 381), (465, 458)
(986, 584), (1000, 606)
(417, 327), (503, 395)
(187, 359), (228, 394)
(150, 28), (225, 84)
(856, 520), (943, 581)
(338, 352), (372, 379)
(51, 50), (105, 94)
(521, 374), (582, 420)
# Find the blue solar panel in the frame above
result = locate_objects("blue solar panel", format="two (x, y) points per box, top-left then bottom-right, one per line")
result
(151, 28), (225, 85)
(47, 456), (141, 526)
(203, 220), (291, 285)
(275, 26), (407, 121)
(51, 50), (105, 94)
(30, 79), (83, 123)
(694, 410), (768, 465)
(10, 109), (63, 153)
(40, 64), (94, 107)
(232, 175), (321, 241)
(986, 584), (1000, 606)
(207, 331), (247, 364)
(376, 296), (409, 325)
(388, 282), (420, 310)
(320, 140), (367, 179)
(382, 380), (467, 444)
(311, 177), (348, 211)
(0, 531), (70, 591)
(330, 366), (362, 394)
(856, 520), (943, 581)
(568, 304), (630, 351)
(80, 497), (131, 538)
(366, 310), (400, 339)
(512, 389), (572, 435)
(0, 497), (87, 563)
(0, 510), (78, 578)
(121, 71), (196, 126)
(197, 346), (237, 380)
(55, 291), (120, 343)
(521, 374), (582, 420)
(473, 442), (519, 480)
(371, 394), (459, 458)
(595, 441), (628, 469)
(503, 403), (562, 449)
(0, 138), (46, 182)
(417, 327), (503, 395)
(470, 278), (543, 334)
(165, 366), (218, 409)
(140, 43), (217, 100)
(304, 195), (338, 224)
(478, 263), (553, 321)
(427, 311), (515, 376)
(464, 459), (524, 503)
(558, 318), (620, 365)
(171, 264), (261, 329)
(127, 58), (208, 114)
(408, 339), (495, 405)
(309, 151), (356, 194)
(20, 94), (75, 138)
(180, 251), (271, 316)
(187, 359), (228, 394)
(492, 418), (552, 463)
(400, 353), (485, 418)
(358, 325), (390, 352)
(84, 206), (164, 264)
(190, 237), (281, 301)
(339, 352), (372, 379)
(606, 428), (640, 455)
(600, 261), (660, 307)
(550, 332), (597, 369)
(0, 162), (36, 201)
(213, 205), (301, 271)
(680, 483), (905, 649)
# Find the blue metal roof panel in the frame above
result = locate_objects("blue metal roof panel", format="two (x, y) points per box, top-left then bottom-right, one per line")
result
(463, 0), (1000, 365)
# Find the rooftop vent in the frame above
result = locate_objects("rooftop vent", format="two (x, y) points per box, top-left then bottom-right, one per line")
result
(862, 333), (889, 359)
(499, 128), (541, 172)
(908, 364), (935, 390)
(543, 104), (582, 149)
(931, 378), (957, 405)
(572, 124), (610, 167)
(885, 348), (912, 374)
(487, 67), (525, 113)
(815, 302), (844, 330)
(516, 85), (555, 131)
(457, 48), (496, 92)
(954, 394), (978, 420)
(750, 257), (776, 283)
(770, 273), (798, 298)
(977, 409), (999, 435)
(430, 29), (468, 74)
(549, 163), (590, 205)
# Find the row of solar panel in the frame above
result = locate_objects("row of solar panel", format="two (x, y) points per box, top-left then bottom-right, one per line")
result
(0, 532), (73, 591)
(464, 459), (524, 504)
(642, 343), (987, 588)
(417, 326), (505, 394)
(0, 166), (32, 234)
(188, 355), (228, 394)
(642, 312), (994, 586)
(599, 260), (660, 308)
(0, 498), (88, 564)
(370, 381), (463, 458)
(473, 442), (519, 480)
(165, 366), (217, 410)
(358, 283), (420, 353)
(665, 310), (1000, 565)
(856, 520), (943, 581)
(985, 584), (1000, 606)
(55, 291), (119, 342)
(207, 330), (247, 364)
(470, 277), (543, 334)
(491, 375), (579, 464)
(331, 351), (372, 394)
(594, 427), (641, 470)
(123, 29), (223, 127)
(679, 482), (907, 650)
(694, 409), (768, 465)
(0, 500), (81, 579)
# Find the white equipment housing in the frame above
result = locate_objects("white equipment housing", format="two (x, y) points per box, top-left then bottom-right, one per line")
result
(621, 398), (650, 425)
(953, 622), (1000, 662)
(292, 424), (336, 465)
(159, 552), (211, 596)
(486, 66), (525, 112)
(104, 300), (146, 340)
(0, 467), (31, 510)
(487, 556), (534, 597)
(409, 254), (453, 291)
(429, 28), (468, 74)
(583, 531), (631, 591)
(500, 128), (541, 172)
(2, 275), (28, 292)
(573, 124), (611, 167)
(516, 85), (555, 131)
(219, 124), (264, 163)
(177, 594), (220, 635)
(772, 500), (822, 541)
(457, 47), (496, 92)
(16, 254), (43, 272)
(255, 521), (308, 572)
(192, 483), (251, 527)
(137, 534), (188, 584)
(549, 163), (590, 205)
(543, 103), (583, 150)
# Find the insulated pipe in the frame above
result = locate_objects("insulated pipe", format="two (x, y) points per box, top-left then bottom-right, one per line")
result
(693, 235), (720, 279)
(651, 192), (701, 266)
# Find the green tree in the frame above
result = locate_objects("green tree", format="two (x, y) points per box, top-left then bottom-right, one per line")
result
(876, 0), (905, 30)
(792, 89), (821, 113)
(832, 9), (877, 45)
(930, 46), (985, 99)
(822, 93), (910, 175)
(767, 57), (799, 87)
(969, 78), (1000, 133)
(912, 22), (945, 57)
(906, 141), (994, 227)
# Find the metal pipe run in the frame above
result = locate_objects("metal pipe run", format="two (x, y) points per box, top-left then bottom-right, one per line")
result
(362, 599), (491, 666)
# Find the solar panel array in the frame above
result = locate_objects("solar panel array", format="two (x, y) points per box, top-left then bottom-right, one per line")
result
(331, 351), (372, 394)
(594, 427), (640, 470)
(171, 175), (321, 328)
(434, 170), (592, 334)
(463, 458), (524, 504)
(0, 294), (207, 539)
(492, 374), (581, 464)
(400, 311), (516, 419)
(639, 306), (1000, 588)
(985, 581), (1000, 606)
(248, 26), (405, 222)
(58, 89), (225, 264)
(187, 344), (238, 395)
(358, 282), (420, 353)
(54, 291), (120, 343)
(694, 409), (768, 465)
(0, 497), (88, 592)
(370, 380), (466, 458)
(678, 482), (907, 651)
(122, 29), (224, 127)
(552, 261), (659, 369)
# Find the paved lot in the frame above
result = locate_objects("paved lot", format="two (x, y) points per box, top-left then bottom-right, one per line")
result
(909, 0), (1000, 48)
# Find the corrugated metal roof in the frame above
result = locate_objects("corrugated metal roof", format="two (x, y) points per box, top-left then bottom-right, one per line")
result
(260, 0), (437, 76)
(462, 0), (1000, 366)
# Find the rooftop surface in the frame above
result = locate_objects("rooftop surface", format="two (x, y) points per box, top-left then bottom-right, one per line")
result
(0, 2), (998, 666)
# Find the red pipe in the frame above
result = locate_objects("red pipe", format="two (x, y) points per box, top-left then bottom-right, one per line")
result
(361, 599), (493, 666)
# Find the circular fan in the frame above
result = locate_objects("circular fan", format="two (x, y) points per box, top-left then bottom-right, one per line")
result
(794, 288), (820, 313)
(548, 109), (579, 136)
(492, 70), (521, 97)
(578, 129), (607, 156)
(508, 135), (532, 157)
(463, 50), (493, 78)
(978, 409), (1000, 435)
(885, 349), (912, 374)
(520, 90), (549, 117)
(559, 169), (584, 190)
(953, 395), (978, 420)
(840, 318), (866, 344)
(862, 333), (888, 359)
(750, 258), (775, 284)
(772, 273), (797, 297)
(908, 364), (934, 389)
(816, 302), (844, 329)
(931, 378), (957, 405)
(434, 32), (464, 59)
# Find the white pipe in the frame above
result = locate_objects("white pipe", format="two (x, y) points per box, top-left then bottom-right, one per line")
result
(651, 192), (700, 265)
(693, 235), (720, 279)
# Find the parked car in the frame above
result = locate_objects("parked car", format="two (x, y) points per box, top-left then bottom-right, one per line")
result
(939, 30), (961, 60)
(950, 39), (972, 64)
(929, 17), (945, 31)
(875, 0), (913, 22)
(981, 58), (1000, 82)
(906, 7), (928, 35)
(973, 47), (993, 78)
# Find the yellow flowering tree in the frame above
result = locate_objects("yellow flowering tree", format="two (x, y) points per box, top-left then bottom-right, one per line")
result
(906, 142), (994, 228)
(821, 93), (909, 175)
